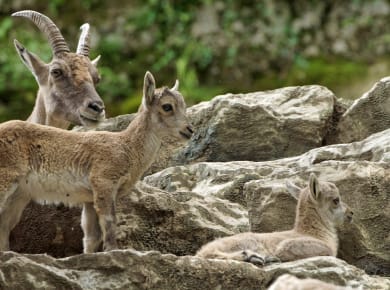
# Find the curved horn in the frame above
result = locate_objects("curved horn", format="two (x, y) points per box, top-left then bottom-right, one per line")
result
(12, 10), (70, 55)
(76, 23), (91, 56)
(170, 79), (179, 91)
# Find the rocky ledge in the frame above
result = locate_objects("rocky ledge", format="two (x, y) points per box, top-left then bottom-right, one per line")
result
(4, 77), (390, 289)
(1, 251), (389, 290)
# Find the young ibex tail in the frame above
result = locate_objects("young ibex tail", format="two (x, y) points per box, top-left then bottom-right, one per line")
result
(12, 10), (105, 128)
(196, 173), (353, 265)
(0, 71), (193, 253)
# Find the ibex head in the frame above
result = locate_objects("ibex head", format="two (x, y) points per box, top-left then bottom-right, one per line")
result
(12, 10), (105, 128)
(290, 173), (353, 227)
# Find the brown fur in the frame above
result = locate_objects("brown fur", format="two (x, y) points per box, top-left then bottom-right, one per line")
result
(196, 174), (353, 265)
(0, 72), (193, 253)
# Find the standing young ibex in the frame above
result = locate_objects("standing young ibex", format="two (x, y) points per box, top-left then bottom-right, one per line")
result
(12, 10), (105, 128)
(196, 174), (353, 265)
(0, 71), (193, 253)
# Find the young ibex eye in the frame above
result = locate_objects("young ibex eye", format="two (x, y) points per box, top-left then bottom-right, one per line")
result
(51, 68), (63, 78)
(162, 104), (173, 112)
(333, 198), (340, 205)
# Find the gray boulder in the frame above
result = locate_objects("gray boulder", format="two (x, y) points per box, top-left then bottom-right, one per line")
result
(329, 76), (390, 144)
(116, 182), (249, 256)
(176, 85), (335, 164)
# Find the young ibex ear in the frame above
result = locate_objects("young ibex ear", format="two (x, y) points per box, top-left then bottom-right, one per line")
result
(143, 71), (156, 107)
(286, 180), (301, 200)
(14, 39), (47, 83)
(309, 173), (320, 200)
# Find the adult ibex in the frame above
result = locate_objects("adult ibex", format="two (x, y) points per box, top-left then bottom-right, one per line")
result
(9, 10), (106, 255)
(0, 71), (193, 253)
(12, 10), (105, 128)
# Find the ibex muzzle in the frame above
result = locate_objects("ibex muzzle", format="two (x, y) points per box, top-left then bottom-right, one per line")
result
(12, 10), (105, 128)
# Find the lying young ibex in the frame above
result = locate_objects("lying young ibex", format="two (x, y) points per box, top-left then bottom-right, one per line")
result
(12, 10), (105, 128)
(0, 71), (193, 253)
(196, 174), (353, 264)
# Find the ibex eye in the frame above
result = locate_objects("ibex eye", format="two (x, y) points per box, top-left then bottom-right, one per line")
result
(162, 104), (173, 112)
(333, 198), (340, 205)
(51, 68), (63, 78)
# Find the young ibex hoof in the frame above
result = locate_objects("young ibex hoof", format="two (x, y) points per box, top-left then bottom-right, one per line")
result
(243, 251), (265, 265)
(264, 255), (281, 264)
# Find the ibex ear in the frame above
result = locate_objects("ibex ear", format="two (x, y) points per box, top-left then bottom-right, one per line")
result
(286, 180), (301, 200)
(14, 39), (47, 84)
(309, 173), (320, 200)
(143, 71), (156, 107)
(91, 55), (101, 67)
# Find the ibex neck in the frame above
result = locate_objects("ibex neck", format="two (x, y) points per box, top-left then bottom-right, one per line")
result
(27, 92), (70, 129)
(121, 110), (162, 173)
(294, 205), (339, 255)
(27, 93), (46, 124)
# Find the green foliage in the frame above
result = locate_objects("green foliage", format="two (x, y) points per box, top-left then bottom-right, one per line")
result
(0, 1), (388, 122)
(0, 16), (53, 122)
(254, 57), (368, 99)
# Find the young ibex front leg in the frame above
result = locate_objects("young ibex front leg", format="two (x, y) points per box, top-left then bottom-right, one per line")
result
(81, 202), (102, 253)
(90, 178), (118, 251)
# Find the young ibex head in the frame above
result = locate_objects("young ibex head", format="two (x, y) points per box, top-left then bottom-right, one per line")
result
(141, 72), (193, 141)
(12, 10), (105, 128)
(289, 173), (353, 227)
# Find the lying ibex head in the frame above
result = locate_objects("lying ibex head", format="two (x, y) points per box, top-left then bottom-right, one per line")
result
(12, 10), (105, 127)
(288, 173), (353, 226)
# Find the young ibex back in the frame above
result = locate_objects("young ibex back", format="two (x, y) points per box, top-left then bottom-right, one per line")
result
(196, 173), (353, 265)
(12, 10), (105, 128)
(0, 71), (193, 253)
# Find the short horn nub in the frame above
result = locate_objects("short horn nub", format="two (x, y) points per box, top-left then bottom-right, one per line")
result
(77, 23), (91, 57)
(12, 10), (70, 55)
(171, 79), (179, 91)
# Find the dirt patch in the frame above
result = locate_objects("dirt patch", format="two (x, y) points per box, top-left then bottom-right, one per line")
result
(10, 202), (83, 257)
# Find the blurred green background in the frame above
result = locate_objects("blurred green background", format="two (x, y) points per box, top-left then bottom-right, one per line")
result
(0, 0), (390, 121)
